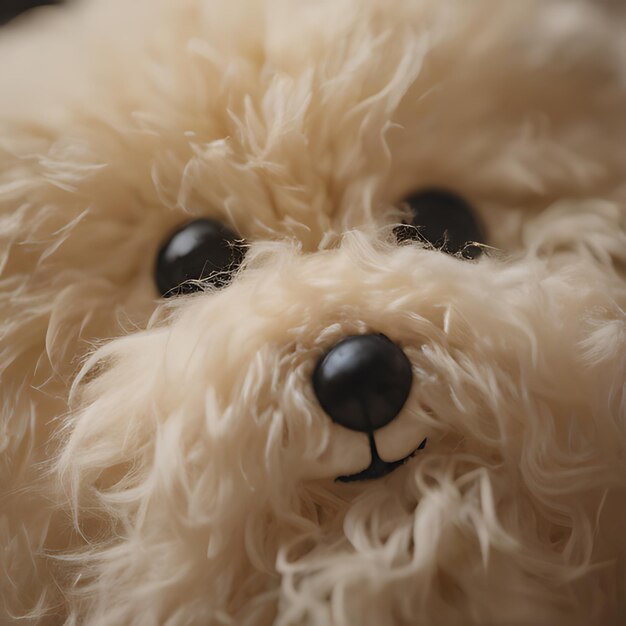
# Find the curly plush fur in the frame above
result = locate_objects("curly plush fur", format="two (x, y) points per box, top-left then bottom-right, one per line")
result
(1, 0), (625, 624)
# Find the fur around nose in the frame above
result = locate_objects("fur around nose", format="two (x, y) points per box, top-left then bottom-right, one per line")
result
(312, 334), (413, 432)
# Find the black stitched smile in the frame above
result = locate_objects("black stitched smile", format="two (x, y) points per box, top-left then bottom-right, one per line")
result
(336, 435), (428, 483)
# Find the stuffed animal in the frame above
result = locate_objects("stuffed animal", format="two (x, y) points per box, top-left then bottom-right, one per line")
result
(1, 0), (625, 624)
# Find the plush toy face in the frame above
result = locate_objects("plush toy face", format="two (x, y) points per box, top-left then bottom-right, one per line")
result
(1, 0), (626, 624)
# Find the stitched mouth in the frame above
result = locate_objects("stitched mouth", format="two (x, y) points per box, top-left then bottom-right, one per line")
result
(336, 434), (428, 483)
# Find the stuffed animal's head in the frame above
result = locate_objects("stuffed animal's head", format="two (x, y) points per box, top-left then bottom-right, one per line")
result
(1, 1), (625, 624)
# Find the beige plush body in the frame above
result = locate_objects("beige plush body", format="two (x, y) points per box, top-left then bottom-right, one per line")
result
(1, 0), (625, 624)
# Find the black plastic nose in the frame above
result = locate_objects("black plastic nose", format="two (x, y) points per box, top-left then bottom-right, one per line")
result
(313, 334), (413, 433)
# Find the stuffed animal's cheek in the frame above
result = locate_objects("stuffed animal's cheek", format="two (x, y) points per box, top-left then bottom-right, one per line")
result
(302, 423), (372, 479)
(373, 416), (428, 463)
(298, 417), (429, 481)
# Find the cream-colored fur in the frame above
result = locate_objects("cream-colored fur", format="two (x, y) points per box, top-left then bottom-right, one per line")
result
(1, 0), (625, 624)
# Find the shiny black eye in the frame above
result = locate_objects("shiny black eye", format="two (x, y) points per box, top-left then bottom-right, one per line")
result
(395, 189), (486, 259)
(155, 218), (246, 297)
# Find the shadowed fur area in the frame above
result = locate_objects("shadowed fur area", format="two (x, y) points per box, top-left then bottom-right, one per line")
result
(1, 0), (625, 624)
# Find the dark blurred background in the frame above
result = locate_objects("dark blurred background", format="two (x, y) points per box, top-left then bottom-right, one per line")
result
(0, 0), (62, 25)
